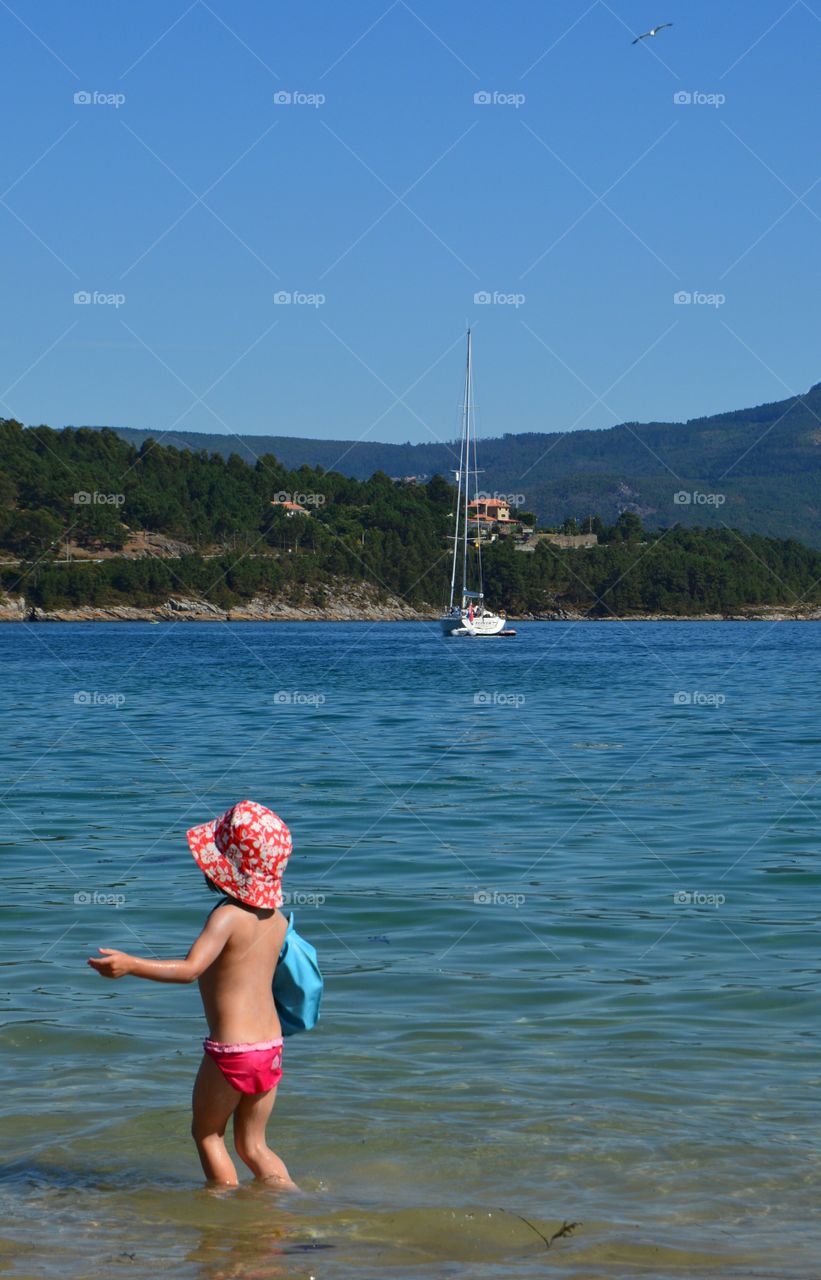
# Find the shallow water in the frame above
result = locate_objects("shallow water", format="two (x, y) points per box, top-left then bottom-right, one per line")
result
(1, 620), (819, 1278)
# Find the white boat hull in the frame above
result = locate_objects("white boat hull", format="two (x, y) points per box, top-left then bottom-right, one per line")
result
(440, 610), (506, 637)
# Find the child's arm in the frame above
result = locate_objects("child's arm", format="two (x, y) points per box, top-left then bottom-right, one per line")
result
(87, 906), (234, 983)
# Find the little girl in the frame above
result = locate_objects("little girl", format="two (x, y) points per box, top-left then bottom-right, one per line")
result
(88, 800), (296, 1189)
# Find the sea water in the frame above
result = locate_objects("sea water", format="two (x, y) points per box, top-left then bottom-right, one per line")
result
(1, 620), (819, 1279)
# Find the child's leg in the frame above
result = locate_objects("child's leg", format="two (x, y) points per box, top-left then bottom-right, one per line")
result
(233, 1087), (297, 1189)
(191, 1053), (241, 1185)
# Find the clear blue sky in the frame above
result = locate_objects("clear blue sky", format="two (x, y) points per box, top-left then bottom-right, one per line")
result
(2, 0), (819, 448)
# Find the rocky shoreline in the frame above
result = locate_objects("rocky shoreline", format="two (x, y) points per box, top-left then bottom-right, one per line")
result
(1, 592), (819, 624)
(0, 585), (430, 624)
(520, 604), (821, 622)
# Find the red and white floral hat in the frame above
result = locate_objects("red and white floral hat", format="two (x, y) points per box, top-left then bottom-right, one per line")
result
(187, 800), (292, 909)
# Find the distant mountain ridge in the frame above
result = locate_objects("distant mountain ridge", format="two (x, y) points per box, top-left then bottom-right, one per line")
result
(88, 382), (821, 545)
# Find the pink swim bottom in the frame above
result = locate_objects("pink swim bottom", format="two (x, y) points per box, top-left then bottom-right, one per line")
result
(203, 1037), (284, 1094)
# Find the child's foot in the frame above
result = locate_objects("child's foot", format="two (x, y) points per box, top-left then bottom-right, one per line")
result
(260, 1172), (301, 1193)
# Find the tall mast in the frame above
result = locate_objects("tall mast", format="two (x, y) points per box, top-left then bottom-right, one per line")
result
(461, 330), (472, 603)
(470, 333), (484, 600)
(448, 330), (470, 611)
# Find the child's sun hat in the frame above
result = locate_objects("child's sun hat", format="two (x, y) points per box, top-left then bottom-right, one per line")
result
(187, 800), (292, 909)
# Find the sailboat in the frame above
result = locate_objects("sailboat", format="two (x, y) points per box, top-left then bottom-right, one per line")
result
(440, 331), (513, 637)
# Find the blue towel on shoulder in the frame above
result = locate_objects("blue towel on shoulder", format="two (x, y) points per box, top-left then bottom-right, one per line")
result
(273, 912), (323, 1036)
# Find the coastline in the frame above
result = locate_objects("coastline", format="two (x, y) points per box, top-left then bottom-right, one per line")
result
(1, 593), (819, 623)
(0, 588), (424, 624)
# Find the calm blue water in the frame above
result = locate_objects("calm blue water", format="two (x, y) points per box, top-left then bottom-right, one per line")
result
(1, 620), (820, 1279)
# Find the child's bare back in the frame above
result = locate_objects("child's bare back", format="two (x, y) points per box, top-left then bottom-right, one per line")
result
(199, 901), (288, 1043)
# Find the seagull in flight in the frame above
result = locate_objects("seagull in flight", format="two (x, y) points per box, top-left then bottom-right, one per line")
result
(632, 22), (673, 44)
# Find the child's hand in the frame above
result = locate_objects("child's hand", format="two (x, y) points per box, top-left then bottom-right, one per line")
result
(88, 947), (133, 979)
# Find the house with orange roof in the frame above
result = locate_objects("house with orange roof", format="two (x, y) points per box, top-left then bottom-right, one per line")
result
(468, 497), (511, 522)
(270, 499), (310, 518)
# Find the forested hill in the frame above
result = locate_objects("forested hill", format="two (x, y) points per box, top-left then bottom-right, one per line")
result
(1, 418), (821, 619)
(96, 381), (821, 547)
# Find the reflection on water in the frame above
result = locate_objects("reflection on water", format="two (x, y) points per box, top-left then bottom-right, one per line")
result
(1, 621), (820, 1278)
